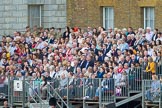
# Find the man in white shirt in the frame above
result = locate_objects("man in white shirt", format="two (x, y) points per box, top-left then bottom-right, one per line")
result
(25, 32), (32, 44)
(59, 66), (68, 77)
(10, 41), (17, 56)
(145, 27), (153, 42)
(36, 38), (47, 50)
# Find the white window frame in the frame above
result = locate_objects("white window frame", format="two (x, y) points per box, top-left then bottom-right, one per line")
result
(39, 5), (42, 27)
(144, 7), (155, 29)
(28, 5), (42, 28)
(103, 7), (114, 29)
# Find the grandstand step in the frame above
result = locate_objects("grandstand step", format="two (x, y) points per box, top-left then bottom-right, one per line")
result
(129, 91), (141, 93)
(85, 102), (99, 104)
(116, 96), (128, 99)
(86, 105), (99, 108)
(13, 100), (48, 108)
(29, 103), (49, 108)
(69, 104), (97, 108)
(145, 103), (159, 108)
(13, 102), (29, 107)
(145, 101), (159, 108)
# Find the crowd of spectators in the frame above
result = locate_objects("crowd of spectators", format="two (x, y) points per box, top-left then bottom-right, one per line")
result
(0, 25), (161, 100)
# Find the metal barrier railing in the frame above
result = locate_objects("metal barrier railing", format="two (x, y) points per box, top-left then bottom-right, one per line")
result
(99, 78), (115, 104)
(114, 74), (129, 98)
(142, 80), (162, 108)
(84, 78), (99, 99)
(0, 62), (161, 107)
(8, 77), (28, 107)
(47, 79), (70, 108)
(47, 78), (115, 108)
(129, 67), (142, 92)
(25, 81), (47, 108)
(6, 76), (48, 108)
(115, 83), (129, 98)
(156, 62), (162, 75)
(0, 75), (8, 99)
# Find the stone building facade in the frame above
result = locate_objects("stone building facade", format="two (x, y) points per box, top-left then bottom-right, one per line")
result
(0, 0), (162, 35)
(67, 0), (162, 30)
(0, 0), (67, 35)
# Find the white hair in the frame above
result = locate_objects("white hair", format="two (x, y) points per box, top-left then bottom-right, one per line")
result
(67, 44), (72, 48)
(122, 28), (127, 32)
(138, 28), (143, 31)
(146, 27), (151, 30)
(104, 57), (109, 61)
(131, 34), (135, 37)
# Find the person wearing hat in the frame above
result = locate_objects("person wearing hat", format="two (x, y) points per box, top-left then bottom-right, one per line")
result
(49, 97), (57, 108)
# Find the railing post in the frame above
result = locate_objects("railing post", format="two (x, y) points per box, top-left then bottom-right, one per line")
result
(67, 78), (69, 108)
(127, 74), (130, 97)
(27, 80), (30, 106)
(142, 80), (145, 108)
(160, 61), (162, 75)
(159, 80), (161, 108)
(8, 75), (11, 107)
(38, 80), (42, 108)
(140, 67), (142, 91)
(47, 83), (49, 100)
(22, 76), (25, 108)
(99, 78), (102, 108)
(11, 77), (13, 108)
(114, 78), (116, 103)
(141, 62), (144, 80)
(83, 78), (86, 108)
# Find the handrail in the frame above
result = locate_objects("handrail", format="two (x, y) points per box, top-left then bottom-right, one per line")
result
(47, 83), (69, 108)
(57, 102), (63, 108)
(47, 91), (62, 108)
(25, 81), (46, 108)
(116, 93), (142, 107)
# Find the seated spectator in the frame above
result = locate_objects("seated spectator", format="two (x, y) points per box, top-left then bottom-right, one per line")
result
(55, 73), (68, 98)
(117, 63), (124, 73)
(93, 73), (114, 100)
(145, 75), (160, 101)
(119, 71), (127, 86)
(40, 75), (47, 100)
(0, 25), (161, 104)
(28, 73), (40, 100)
(97, 67), (105, 78)
(84, 74), (99, 99)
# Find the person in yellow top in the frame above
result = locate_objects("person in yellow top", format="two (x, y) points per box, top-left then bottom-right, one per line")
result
(6, 52), (10, 60)
(146, 57), (156, 74)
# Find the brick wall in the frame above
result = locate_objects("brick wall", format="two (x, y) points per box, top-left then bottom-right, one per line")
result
(67, 0), (101, 28)
(114, 0), (130, 29)
(155, 0), (162, 31)
(67, 0), (162, 30)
